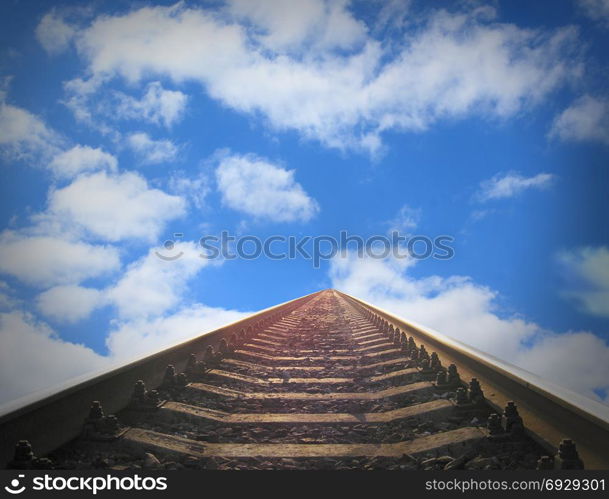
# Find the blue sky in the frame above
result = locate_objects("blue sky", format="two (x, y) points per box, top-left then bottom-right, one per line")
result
(1, 0), (608, 405)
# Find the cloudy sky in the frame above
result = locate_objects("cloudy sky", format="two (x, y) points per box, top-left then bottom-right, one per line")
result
(1, 0), (608, 406)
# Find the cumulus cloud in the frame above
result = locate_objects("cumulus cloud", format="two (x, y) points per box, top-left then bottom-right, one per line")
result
(34, 241), (214, 324)
(0, 236), (249, 403)
(0, 99), (61, 160)
(0, 311), (109, 403)
(66, 2), (581, 153)
(115, 81), (187, 127)
(105, 241), (212, 320)
(106, 303), (248, 359)
(127, 132), (179, 164)
(215, 152), (319, 222)
(225, 0), (365, 52)
(48, 145), (117, 179)
(558, 246), (609, 318)
(476, 172), (555, 201)
(0, 298), (249, 404)
(35, 10), (76, 55)
(0, 231), (120, 287)
(36, 285), (105, 324)
(550, 95), (609, 145)
(330, 251), (609, 402)
(45, 170), (186, 242)
(0, 150), (186, 296)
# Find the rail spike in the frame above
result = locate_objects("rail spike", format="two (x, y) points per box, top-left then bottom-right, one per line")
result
(502, 401), (524, 436)
(407, 336), (416, 354)
(433, 364), (461, 390)
(455, 387), (469, 406)
(82, 401), (126, 441)
(185, 353), (205, 378)
(130, 380), (163, 411)
(218, 338), (229, 356)
(555, 439), (584, 469)
(8, 440), (34, 469)
(161, 364), (188, 392)
(399, 333), (408, 352)
(487, 413), (504, 439)
(410, 346), (419, 361)
(435, 370), (447, 386)
(228, 334), (238, 351)
(418, 344), (429, 366)
(468, 378), (484, 404)
(430, 351), (442, 371)
(202, 345), (216, 367)
(393, 328), (402, 346)
(446, 364), (461, 386)
(7, 440), (53, 470)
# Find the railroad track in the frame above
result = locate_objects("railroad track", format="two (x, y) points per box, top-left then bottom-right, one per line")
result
(1, 289), (608, 470)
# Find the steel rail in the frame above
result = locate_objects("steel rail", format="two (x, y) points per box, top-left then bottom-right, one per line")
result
(337, 290), (609, 469)
(0, 290), (322, 467)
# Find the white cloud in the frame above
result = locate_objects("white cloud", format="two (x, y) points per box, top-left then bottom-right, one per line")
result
(476, 172), (555, 201)
(215, 153), (319, 222)
(13, 230), (225, 326)
(516, 331), (609, 399)
(0, 311), (109, 404)
(127, 132), (179, 164)
(387, 204), (421, 233)
(46, 170), (186, 242)
(225, 0), (365, 52)
(37, 241), (214, 323)
(169, 170), (210, 210)
(0, 233), (249, 402)
(105, 241), (212, 320)
(48, 145), (117, 179)
(0, 235), (248, 404)
(558, 246), (609, 318)
(69, 3), (581, 153)
(62, 75), (118, 136)
(0, 99), (61, 160)
(578, 0), (609, 24)
(0, 231), (120, 287)
(62, 80), (186, 136)
(36, 285), (105, 324)
(550, 95), (609, 145)
(0, 298), (248, 404)
(373, 0), (412, 33)
(35, 10), (76, 55)
(116, 81), (187, 127)
(106, 303), (248, 359)
(330, 251), (609, 402)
